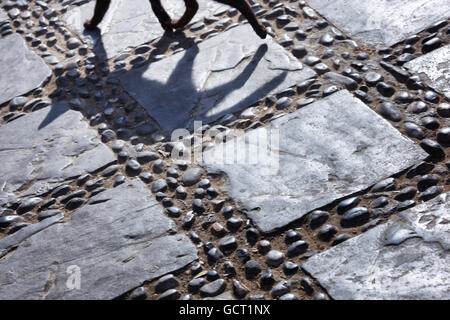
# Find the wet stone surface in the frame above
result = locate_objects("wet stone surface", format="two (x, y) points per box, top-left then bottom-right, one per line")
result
(202, 90), (427, 233)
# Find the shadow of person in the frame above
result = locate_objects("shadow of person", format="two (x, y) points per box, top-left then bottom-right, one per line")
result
(40, 25), (288, 144)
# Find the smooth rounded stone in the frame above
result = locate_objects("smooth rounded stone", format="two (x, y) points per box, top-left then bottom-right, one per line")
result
(114, 175), (126, 187)
(286, 240), (308, 257)
(397, 200), (416, 212)
(437, 127), (450, 144)
(284, 21), (299, 31)
(181, 211), (195, 229)
(232, 280), (249, 298)
(66, 37), (80, 50)
(175, 186), (187, 199)
(136, 151), (159, 164)
(223, 261), (236, 276)
(130, 287), (147, 300)
(304, 56), (320, 66)
(17, 197), (42, 214)
(0, 215), (24, 228)
(365, 72), (383, 86)
(159, 289), (180, 300)
(245, 228), (259, 244)
(137, 172), (152, 184)
(437, 103), (450, 117)
(198, 179), (211, 189)
(407, 162), (434, 178)
(394, 186), (417, 201)
(164, 206), (179, 217)
(102, 165), (119, 177)
(182, 168), (202, 186)
(100, 129), (116, 143)
(321, 49), (335, 59)
(424, 91), (439, 103)
(254, 240), (270, 255)
(245, 260), (261, 278)
(165, 177), (178, 188)
(300, 277), (314, 294)
(371, 196), (389, 208)
(155, 274), (179, 293)
(422, 37), (442, 53)
(260, 269), (275, 288)
(151, 179), (167, 193)
(278, 34), (293, 47)
(265, 250), (284, 267)
(226, 216), (243, 230)
(10, 96), (28, 111)
(218, 236), (237, 254)
(337, 197), (360, 214)
(407, 101), (428, 115)
(394, 91), (413, 104)
(206, 270), (220, 281)
(220, 206), (233, 219)
(296, 98), (315, 108)
(376, 82), (395, 97)
(372, 177), (396, 192)
(341, 207), (370, 227)
(37, 209), (61, 221)
(332, 233), (351, 246)
(404, 122), (424, 139)
(283, 261), (299, 274)
(207, 247), (224, 263)
(51, 185), (71, 198)
(65, 198), (84, 210)
(279, 293), (298, 300)
(317, 224), (338, 241)
(275, 97), (292, 110)
(285, 230), (302, 244)
(420, 139), (445, 158)
(125, 160), (141, 176)
(192, 198), (205, 214)
(314, 293), (327, 300)
(190, 262), (202, 275)
(421, 117), (440, 130)
(194, 188), (205, 199)
(206, 187), (218, 198)
(323, 72), (357, 90)
(323, 85), (339, 96)
(377, 102), (402, 122)
(188, 278), (206, 293)
(419, 186), (443, 201)
(152, 160), (165, 174)
(295, 29), (307, 40)
(271, 281), (290, 298)
(319, 33), (334, 46)
(200, 279), (226, 297)
(314, 63), (330, 74)
(417, 174), (440, 191)
(309, 210), (330, 229)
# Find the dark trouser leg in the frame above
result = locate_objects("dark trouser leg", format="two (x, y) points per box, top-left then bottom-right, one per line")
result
(172, 0), (199, 30)
(84, 0), (111, 30)
(149, 0), (173, 31)
(214, 0), (266, 38)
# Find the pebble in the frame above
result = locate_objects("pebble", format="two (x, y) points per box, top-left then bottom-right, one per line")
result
(419, 186), (443, 201)
(200, 279), (226, 297)
(151, 179), (167, 193)
(260, 269), (275, 288)
(126, 160), (142, 175)
(420, 139), (445, 158)
(17, 197), (42, 214)
(159, 289), (180, 300)
(279, 293), (298, 300)
(188, 278), (206, 293)
(319, 33), (334, 46)
(0, 215), (24, 228)
(337, 197), (360, 214)
(286, 240), (308, 257)
(372, 178), (396, 192)
(437, 103), (450, 117)
(309, 210), (330, 229)
(332, 233), (351, 246)
(377, 102), (402, 122)
(317, 224), (338, 241)
(245, 260), (262, 278)
(341, 207), (370, 227)
(283, 261), (299, 274)
(130, 287), (147, 300)
(232, 280), (249, 298)
(182, 168), (202, 186)
(437, 128), (450, 144)
(218, 236), (237, 254)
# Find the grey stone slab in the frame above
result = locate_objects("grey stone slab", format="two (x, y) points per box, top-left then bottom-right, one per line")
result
(120, 24), (316, 132)
(0, 9), (7, 23)
(63, 0), (226, 59)
(0, 179), (198, 300)
(201, 90), (427, 233)
(306, 0), (450, 48)
(405, 44), (450, 100)
(0, 33), (51, 105)
(0, 103), (116, 196)
(302, 192), (450, 300)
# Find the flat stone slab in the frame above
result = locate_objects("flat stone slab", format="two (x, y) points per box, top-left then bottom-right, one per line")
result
(120, 24), (316, 132)
(63, 0), (225, 59)
(0, 179), (198, 300)
(0, 33), (51, 105)
(306, 0), (450, 48)
(0, 9), (7, 23)
(0, 103), (116, 196)
(405, 44), (450, 100)
(201, 90), (427, 233)
(302, 192), (450, 300)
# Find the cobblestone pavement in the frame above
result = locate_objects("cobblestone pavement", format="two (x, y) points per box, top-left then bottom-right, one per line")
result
(0, 0), (449, 300)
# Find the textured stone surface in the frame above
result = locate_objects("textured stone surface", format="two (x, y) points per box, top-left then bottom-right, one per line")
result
(302, 192), (450, 300)
(0, 9), (7, 23)
(306, 0), (450, 48)
(63, 0), (225, 59)
(0, 180), (197, 300)
(405, 45), (450, 100)
(0, 103), (116, 196)
(0, 33), (51, 105)
(120, 24), (316, 132)
(201, 90), (427, 233)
